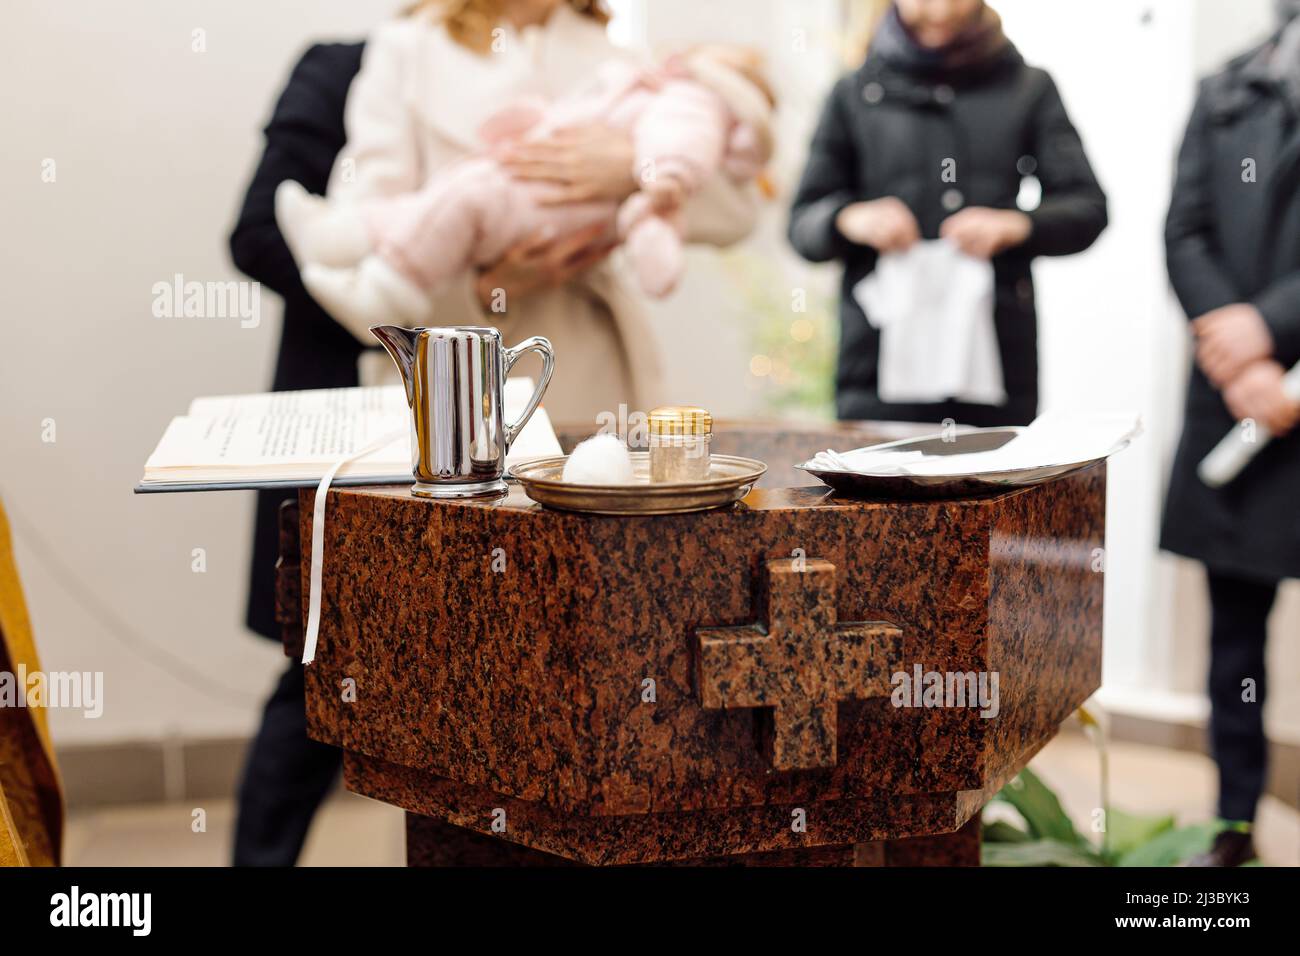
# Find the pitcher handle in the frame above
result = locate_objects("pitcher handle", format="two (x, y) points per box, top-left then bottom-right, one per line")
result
(502, 336), (556, 451)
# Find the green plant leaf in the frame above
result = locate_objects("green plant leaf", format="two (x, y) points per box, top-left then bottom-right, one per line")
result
(1102, 807), (1175, 863)
(982, 838), (1105, 867)
(1114, 820), (1229, 867)
(982, 819), (1032, 843)
(994, 767), (1087, 847)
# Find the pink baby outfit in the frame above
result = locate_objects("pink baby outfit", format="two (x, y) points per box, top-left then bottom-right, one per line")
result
(361, 57), (765, 299)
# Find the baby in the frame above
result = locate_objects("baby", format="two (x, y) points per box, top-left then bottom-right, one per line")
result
(276, 46), (773, 328)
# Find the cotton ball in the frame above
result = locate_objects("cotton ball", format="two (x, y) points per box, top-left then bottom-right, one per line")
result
(562, 434), (636, 485)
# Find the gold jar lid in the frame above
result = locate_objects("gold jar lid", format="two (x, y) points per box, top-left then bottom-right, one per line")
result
(648, 405), (712, 436)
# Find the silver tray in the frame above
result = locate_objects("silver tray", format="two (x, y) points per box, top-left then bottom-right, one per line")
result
(510, 453), (767, 515)
(795, 427), (1100, 500)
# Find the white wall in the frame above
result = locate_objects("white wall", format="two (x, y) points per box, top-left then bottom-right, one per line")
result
(1, 1), (404, 745)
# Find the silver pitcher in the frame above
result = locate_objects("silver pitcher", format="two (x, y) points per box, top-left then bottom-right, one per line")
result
(371, 325), (555, 498)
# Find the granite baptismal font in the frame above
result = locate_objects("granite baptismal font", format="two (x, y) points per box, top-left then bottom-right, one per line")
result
(276, 421), (1106, 866)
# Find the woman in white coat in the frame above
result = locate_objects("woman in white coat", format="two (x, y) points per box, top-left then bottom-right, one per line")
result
(330, 0), (770, 422)
(229, 0), (767, 864)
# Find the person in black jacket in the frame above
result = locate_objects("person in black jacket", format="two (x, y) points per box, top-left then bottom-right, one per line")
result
(1161, 4), (1300, 867)
(789, 0), (1106, 426)
(227, 41), (366, 868)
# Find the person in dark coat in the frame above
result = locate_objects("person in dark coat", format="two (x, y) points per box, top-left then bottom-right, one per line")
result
(789, 0), (1107, 427)
(228, 41), (366, 867)
(1161, 2), (1300, 867)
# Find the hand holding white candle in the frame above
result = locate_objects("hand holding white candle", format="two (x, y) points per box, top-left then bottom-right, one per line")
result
(1199, 361), (1300, 487)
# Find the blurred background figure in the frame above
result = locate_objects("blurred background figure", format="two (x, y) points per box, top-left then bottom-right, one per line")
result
(1161, 0), (1300, 867)
(787, 0), (1107, 427)
(229, 0), (764, 865)
(228, 36), (363, 868)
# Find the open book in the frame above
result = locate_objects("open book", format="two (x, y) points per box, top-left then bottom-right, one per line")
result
(136, 380), (562, 493)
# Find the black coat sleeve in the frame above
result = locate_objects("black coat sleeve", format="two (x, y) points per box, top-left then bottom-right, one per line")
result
(228, 43), (360, 300)
(1164, 85), (1241, 320)
(1251, 272), (1300, 367)
(1020, 73), (1108, 257)
(788, 76), (863, 264)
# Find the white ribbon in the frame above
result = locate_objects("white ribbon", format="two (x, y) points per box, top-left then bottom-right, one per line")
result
(302, 430), (405, 665)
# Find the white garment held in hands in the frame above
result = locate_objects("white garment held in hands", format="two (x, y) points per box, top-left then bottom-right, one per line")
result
(853, 239), (1006, 406)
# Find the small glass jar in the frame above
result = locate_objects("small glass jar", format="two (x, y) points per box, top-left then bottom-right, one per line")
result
(648, 405), (712, 483)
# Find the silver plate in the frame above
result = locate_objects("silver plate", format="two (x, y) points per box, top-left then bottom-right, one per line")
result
(795, 427), (1102, 500)
(510, 453), (767, 515)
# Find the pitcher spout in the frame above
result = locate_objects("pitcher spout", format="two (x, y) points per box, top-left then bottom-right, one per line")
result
(370, 325), (421, 403)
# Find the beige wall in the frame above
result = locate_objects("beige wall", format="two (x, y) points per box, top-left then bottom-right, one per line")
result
(1, 2), (402, 744)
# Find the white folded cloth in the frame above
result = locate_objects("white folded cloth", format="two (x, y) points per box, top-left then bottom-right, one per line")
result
(805, 411), (1142, 478)
(852, 239), (1006, 406)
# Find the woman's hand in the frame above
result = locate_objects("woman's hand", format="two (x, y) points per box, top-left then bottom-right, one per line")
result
(497, 124), (639, 206)
(1222, 359), (1300, 435)
(1194, 303), (1274, 387)
(940, 207), (1032, 259)
(474, 222), (616, 312)
(835, 197), (920, 253)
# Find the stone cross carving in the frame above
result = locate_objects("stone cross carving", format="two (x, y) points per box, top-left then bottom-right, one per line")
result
(696, 558), (902, 771)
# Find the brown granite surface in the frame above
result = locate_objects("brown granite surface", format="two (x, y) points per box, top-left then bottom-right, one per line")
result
(349, 751), (963, 865)
(697, 558), (903, 770)
(880, 816), (981, 866)
(958, 464), (1107, 815)
(276, 499), (304, 660)
(406, 812), (575, 867)
(294, 422), (1105, 864)
(404, 810), (976, 866)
